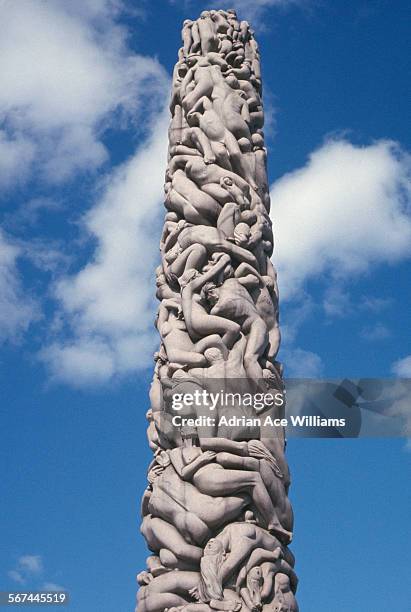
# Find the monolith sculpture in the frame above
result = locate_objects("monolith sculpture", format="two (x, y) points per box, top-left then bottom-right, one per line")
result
(137, 9), (298, 612)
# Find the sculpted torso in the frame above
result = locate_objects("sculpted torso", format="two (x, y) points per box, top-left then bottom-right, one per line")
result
(138, 11), (296, 612)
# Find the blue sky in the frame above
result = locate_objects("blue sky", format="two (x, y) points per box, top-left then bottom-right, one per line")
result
(0, 0), (410, 610)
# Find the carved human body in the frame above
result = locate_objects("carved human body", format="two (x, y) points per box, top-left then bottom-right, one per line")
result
(137, 11), (297, 611)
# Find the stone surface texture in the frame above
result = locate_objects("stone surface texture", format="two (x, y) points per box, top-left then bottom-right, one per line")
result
(137, 9), (298, 612)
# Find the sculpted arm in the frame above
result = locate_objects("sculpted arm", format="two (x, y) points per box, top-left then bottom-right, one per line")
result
(187, 95), (212, 115)
(206, 51), (229, 70)
(190, 253), (231, 292)
(162, 220), (190, 253)
(156, 298), (180, 330)
(179, 67), (195, 99)
(235, 261), (264, 283)
(199, 437), (249, 455)
(169, 449), (216, 481)
(240, 95), (251, 123)
(168, 155), (195, 175)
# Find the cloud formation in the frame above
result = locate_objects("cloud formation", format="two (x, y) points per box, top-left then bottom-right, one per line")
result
(8, 555), (43, 585)
(0, 0), (167, 186)
(40, 113), (168, 385)
(281, 346), (323, 377)
(392, 356), (411, 377)
(271, 139), (411, 300)
(0, 230), (39, 344)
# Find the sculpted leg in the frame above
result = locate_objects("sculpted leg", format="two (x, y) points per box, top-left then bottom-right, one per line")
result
(189, 126), (216, 164)
(194, 334), (229, 360)
(149, 487), (212, 545)
(169, 244), (208, 278)
(216, 202), (241, 238)
(193, 468), (275, 531)
(137, 591), (189, 612)
(244, 319), (268, 381)
(138, 572), (200, 612)
(138, 12), (297, 612)
(166, 188), (211, 225)
(259, 461), (293, 532)
(141, 515), (203, 568)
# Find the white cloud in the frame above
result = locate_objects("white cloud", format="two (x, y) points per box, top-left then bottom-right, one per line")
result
(322, 285), (352, 318)
(281, 347), (323, 377)
(392, 356), (411, 377)
(40, 113), (168, 385)
(0, 0), (167, 186)
(271, 139), (411, 300)
(218, 0), (308, 23)
(0, 230), (39, 343)
(360, 323), (391, 342)
(18, 555), (43, 575)
(280, 292), (315, 345)
(8, 555), (43, 585)
(0, 131), (36, 189)
(322, 289), (393, 319)
(7, 571), (25, 585)
(42, 582), (66, 592)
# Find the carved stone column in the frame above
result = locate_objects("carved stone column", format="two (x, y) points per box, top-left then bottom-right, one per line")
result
(137, 9), (298, 612)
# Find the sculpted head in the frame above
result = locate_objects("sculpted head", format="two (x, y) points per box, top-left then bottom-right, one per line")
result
(221, 176), (233, 188)
(155, 449), (171, 467)
(234, 222), (251, 246)
(225, 74), (240, 89)
(156, 273), (167, 288)
(252, 132), (265, 150)
(204, 538), (224, 556)
(204, 347), (224, 364)
(275, 573), (291, 593)
(202, 281), (219, 305)
(179, 268), (199, 288)
(247, 566), (263, 595)
(145, 408), (153, 422)
(249, 566), (262, 581)
(199, 538), (225, 602)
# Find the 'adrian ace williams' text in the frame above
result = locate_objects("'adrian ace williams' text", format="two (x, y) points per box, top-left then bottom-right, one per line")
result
(171, 415), (346, 428)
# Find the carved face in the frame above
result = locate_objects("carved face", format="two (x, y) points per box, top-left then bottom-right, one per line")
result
(205, 285), (219, 305)
(204, 538), (224, 556)
(275, 573), (290, 592)
(249, 567), (262, 580)
(156, 450), (171, 467)
(234, 226), (251, 246)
